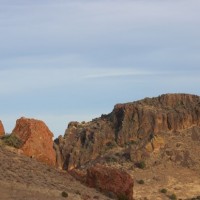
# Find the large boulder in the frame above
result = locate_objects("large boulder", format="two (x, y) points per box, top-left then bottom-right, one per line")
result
(86, 164), (134, 200)
(0, 120), (5, 137)
(12, 117), (56, 166)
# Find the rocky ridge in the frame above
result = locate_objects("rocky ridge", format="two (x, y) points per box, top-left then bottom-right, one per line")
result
(57, 93), (200, 170)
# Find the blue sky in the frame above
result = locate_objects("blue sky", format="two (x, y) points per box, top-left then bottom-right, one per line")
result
(0, 0), (200, 137)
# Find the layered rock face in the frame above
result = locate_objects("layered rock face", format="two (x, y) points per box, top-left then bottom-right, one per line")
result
(0, 120), (5, 137)
(12, 117), (56, 166)
(86, 164), (134, 200)
(58, 94), (200, 170)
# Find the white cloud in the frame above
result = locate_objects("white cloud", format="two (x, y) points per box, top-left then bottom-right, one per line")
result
(0, 66), (155, 95)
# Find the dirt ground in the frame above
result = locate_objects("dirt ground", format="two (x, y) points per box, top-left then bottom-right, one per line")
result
(104, 128), (200, 200)
(0, 144), (111, 200)
(131, 164), (200, 200)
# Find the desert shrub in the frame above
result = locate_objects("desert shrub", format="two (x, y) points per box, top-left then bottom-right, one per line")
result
(187, 197), (200, 200)
(105, 155), (118, 163)
(160, 188), (167, 194)
(2, 134), (23, 148)
(61, 191), (68, 198)
(122, 152), (131, 161)
(118, 194), (128, 200)
(136, 161), (146, 169)
(137, 179), (145, 184)
(169, 193), (177, 200)
(75, 190), (81, 195)
(105, 141), (117, 149)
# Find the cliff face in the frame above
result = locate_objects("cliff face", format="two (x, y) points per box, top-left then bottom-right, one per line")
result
(112, 93), (200, 144)
(58, 94), (200, 170)
(12, 117), (56, 166)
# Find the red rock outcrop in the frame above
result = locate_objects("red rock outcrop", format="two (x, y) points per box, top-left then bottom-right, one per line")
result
(86, 164), (134, 200)
(58, 94), (200, 170)
(0, 120), (5, 137)
(12, 117), (56, 166)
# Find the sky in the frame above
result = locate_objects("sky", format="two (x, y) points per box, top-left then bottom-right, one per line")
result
(0, 0), (200, 137)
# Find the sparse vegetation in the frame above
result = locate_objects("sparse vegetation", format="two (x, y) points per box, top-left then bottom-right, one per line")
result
(160, 188), (167, 194)
(105, 155), (118, 163)
(169, 193), (177, 200)
(136, 161), (146, 169)
(137, 179), (145, 184)
(61, 191), (68, 198)
(75, 190), (81, 195)
(186, 196), (200, 200)
(1, 134), (23, 148)
(105, 141), (117, 149)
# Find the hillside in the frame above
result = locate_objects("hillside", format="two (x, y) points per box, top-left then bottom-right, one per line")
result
(56, 93), (200, 199)
(0, 93), (200, 200)
(0, 142), (111, 200)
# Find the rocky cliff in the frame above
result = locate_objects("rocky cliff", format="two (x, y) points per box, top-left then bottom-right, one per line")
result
(57, 94), (200, 170)
(12, 117), (56, 166)
(0, 120), (5, 137)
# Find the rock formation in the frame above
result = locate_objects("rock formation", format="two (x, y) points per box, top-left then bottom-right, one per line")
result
(86, 164), (134, 200)
(12, 117), (56, 166)
(57, 94), (200, 170)
(0, 120), (5, 137)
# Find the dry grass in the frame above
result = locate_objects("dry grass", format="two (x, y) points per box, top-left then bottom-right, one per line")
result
(0, 144), (111, 200)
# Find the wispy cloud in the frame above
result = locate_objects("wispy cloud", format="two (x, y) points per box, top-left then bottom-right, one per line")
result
(0, 67), (155, 95)
(84, 68), (155, 79)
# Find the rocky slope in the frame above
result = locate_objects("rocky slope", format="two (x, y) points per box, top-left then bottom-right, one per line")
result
(54, 93), (200, 200)
(0, 142), (112, 200)
(0, 93), (200, 200)
(57, 93), (200, 170)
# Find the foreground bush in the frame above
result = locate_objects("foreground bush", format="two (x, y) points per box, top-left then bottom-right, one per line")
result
(2, 134), (23, 148)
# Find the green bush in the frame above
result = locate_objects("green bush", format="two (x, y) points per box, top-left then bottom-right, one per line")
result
(136, 161), (146, 169)
(61, 191), (68, 198)
(160, 188), (167, 194)
(137, 179), (145, 184)
(169, 193), (177, 200)
(2, 134), (23, 148)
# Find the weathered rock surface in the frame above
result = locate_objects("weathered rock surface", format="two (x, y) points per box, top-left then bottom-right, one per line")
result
(12, 117), (56, 166)
(58, 94), (200, 170)
(0, 120), (5, 137)
(86, 164), (134, 200)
